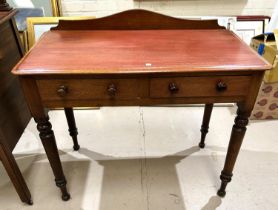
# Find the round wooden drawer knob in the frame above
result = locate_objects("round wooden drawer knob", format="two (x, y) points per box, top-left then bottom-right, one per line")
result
(107, 83), (117, 96)
(216, 81), (227, 92)
(168, 82), (179, 93)
(57, 85), (68, 97)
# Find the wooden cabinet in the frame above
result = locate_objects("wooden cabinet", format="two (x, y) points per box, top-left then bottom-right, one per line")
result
(0, 9), (32, 204)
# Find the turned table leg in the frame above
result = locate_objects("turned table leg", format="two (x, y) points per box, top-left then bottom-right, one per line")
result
(64, 108), (80, 151)
(199, 103), (213, 148)
(20, 77), (72, 201)
(0, 145), (32, 205)
(217, 106), (249, 197)
(35, 116), (70, 201)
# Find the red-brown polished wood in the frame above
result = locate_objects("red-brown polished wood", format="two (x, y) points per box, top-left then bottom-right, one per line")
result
(13, 29), (270, 75)
(53, 9), (224, 31)
(12, 9), (272, 201)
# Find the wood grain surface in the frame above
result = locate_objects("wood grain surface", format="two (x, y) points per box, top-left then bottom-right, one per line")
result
(51, 9), (225, 31)
(13, 29), (271, 75)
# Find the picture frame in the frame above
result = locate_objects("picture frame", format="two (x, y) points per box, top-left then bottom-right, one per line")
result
(7, 0), (58, 16)
(50, 0), (61, 16)
(235, 16), (271, 45)
(26, 16), (94, 50)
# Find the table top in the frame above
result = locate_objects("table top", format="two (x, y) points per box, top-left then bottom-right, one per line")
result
(13, 29), (271, 75)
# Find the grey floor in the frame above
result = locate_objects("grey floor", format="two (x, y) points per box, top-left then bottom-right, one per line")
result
(0, 106), (278, 210)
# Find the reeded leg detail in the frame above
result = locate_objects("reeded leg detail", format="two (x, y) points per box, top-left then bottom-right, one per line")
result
(36, 116), (70, 201)
(217, 109), (249, 197)
(64, 108), (80, 151)
(199, 103), (213, 148)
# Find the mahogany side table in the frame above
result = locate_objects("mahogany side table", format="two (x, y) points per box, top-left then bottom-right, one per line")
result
(12, 10), (271, 201)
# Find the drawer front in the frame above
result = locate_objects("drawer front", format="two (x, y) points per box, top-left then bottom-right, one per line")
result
(150, 76), (252, 98)
(37, 78), (142, 101)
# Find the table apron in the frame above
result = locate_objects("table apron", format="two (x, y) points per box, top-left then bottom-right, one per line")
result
(35, 75), (253, 108)
(41, 96), (246, 108)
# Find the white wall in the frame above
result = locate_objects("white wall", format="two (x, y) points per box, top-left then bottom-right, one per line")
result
(61, 0), (276, 17)
(267, 0), (278, 31)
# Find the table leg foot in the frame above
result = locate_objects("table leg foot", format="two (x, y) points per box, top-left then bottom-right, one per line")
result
(217, 171), (232, 197)
(26, 199), (33, 205)
(217, 189), (226, 197)
(199, 103), (213, 149)
(64, 108), (80, 151)
(198, 142), (205, 148)
(56, 179), (71, 201)
(73, 144), (80, 151)
(62, 193), (71, 201)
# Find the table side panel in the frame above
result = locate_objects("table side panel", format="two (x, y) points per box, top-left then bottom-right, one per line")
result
(0, 11), (31, 151)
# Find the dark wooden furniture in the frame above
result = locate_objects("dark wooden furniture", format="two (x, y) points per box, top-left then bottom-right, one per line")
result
(0, 9), (32, 204)
(0, 0), (11, 11)
(12, 10), (271, 201)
